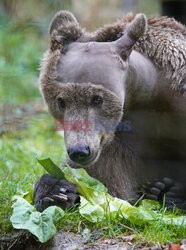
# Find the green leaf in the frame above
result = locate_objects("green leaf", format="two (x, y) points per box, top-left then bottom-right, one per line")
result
(82, 228), (91, 241)
(36, 158), (186, 227)
(162, 215), (186, 226)
(62, 166), (107, 192)
(10, 195), (64, 243)
(79, 196), (105, 222)
(23, 189), (34, 204)
(62, 166), (108, 207)
(140, 199), (161, 210)
(37, 158), (65, 179)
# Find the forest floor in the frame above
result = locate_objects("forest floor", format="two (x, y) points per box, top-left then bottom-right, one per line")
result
(0, 96), (185, 250)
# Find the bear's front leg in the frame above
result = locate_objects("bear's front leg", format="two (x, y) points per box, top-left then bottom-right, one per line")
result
(34, 174), (80, 212)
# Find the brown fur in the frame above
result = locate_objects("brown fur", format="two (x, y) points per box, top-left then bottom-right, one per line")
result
(37, 11), (186, 205)
(92, 14), (186, 92)
(49, 11), (83, 51)
(48, 12), (185, 92)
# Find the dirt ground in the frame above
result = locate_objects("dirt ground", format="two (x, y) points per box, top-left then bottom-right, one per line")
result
(1, 230), (186, 250)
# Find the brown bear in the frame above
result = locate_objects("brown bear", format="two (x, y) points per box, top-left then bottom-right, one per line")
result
(34, 11), (186, 211)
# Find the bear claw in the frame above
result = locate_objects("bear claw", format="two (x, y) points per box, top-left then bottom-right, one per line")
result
(43, 197), (54, 204)
(34, 174), (79, 212)
(139, 177), (186, 209)
(154, 181), (165, 190)
(53, 194), (68, 201)
(60, 187), (67, 193)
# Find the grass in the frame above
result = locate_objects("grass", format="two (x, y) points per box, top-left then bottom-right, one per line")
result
(55, 205), (186, 247)
(0, 113), (66, 234)
(1, 114), (185, 247)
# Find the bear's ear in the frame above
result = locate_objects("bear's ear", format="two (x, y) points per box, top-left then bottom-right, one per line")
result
(113, 13), (147, 60)
(49, 10), (83, 51)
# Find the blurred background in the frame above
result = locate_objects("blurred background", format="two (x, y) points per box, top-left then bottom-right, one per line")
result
(0, 0), (185, 234)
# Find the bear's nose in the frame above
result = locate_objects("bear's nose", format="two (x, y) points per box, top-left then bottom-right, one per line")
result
(67, 145), (90, 163)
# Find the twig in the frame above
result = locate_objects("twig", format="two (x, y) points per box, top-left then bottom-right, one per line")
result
(7, 231), (26, 250)
(78, 221), (82, 233)
(134, 193), (145, 207)
(118, 222), (137, 233)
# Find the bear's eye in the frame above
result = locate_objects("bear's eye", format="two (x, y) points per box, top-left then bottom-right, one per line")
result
(91, 95), (103, 106)
(57, 98), (66, 109)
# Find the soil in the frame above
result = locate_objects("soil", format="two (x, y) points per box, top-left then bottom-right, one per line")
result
(1, 230), (186, 250)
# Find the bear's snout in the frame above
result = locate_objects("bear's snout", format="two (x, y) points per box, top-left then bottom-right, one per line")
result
(67, 145), (91, 165)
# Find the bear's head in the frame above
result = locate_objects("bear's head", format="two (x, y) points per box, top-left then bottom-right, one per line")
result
(40, 11), (147, 167)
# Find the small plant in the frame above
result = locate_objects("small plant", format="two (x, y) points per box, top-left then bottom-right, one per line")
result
(10, 157), (186, 243)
